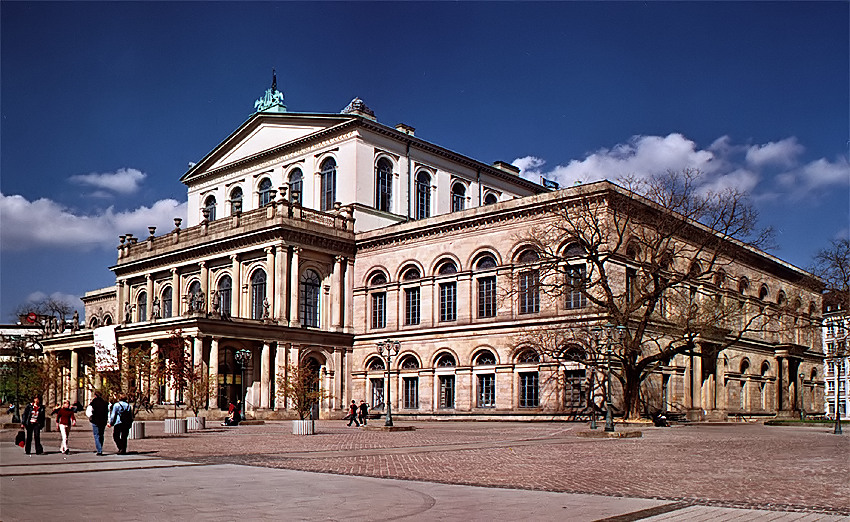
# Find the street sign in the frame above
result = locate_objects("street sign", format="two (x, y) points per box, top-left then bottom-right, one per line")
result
(26, 312), (37, 324)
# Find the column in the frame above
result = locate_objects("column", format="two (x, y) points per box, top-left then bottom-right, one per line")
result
(333, 348), (344, 410)
(171, 268), (180, 316)
(260, 342), (271, 408)
(70, 349), (79, 403)
(344, 258), (354, 332)
(289, 247), (301, 327)
(775, 356), (784, 412)
(230, 254), (240, 318)
(150, 341), (160, 404)
(265, 247), (275, 320)
(209, 338), (219, 410)
(288, 343), (299, 410)
(274, 343), (286, 411)
(274, 242), (287, 322)
(116, 280), (126, 323)
(199, 261), (209, 311)
(145, 274), (154, 321)
(331, 256), (342, 331)
(120, 344), (130, 391)
(193, 336), (204, 369)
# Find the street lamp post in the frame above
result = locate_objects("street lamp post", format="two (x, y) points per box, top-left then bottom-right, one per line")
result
(592, 323), (627, 432)
(376, 339), (400, 427)
(235, 349), (252, 419)
(832, 353), (843, 435)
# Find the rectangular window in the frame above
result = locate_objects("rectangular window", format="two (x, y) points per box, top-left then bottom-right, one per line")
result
(565, 265), (587, 310)
(478, 374), (495, 407)
(403, 377), (419, 409)
(440, 282), (457, 322)
(371, 292), (386, 329)
(405, 288), (420, 325)
(626, 268), (637, 303)
(370, 378), (384, 409)
(519, 270), (539, 314)
(478, 276), (496, 318)
(564, 369), (585, 408)
(519, 372), (539, 408)
(439, 375), (455, 408)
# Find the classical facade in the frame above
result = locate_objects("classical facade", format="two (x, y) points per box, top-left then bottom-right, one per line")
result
(40, 78), (825, 421)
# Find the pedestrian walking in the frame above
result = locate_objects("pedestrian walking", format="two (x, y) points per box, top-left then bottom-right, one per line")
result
(358, 400), (369, 426)
(87, 391), (109, 455)
(107, 394), (133, 455)
(346, 400), (360, 427)
(55, 400), (77, 454)
(21, 396), (45, 455)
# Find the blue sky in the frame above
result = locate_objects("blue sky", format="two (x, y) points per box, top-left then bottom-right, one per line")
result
(1, 1), (848, 321)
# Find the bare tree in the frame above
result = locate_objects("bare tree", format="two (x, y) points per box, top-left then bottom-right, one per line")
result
(276, 362), (326, 420)
(516, 170), (791, 419)
(12, 295), (78, 334)
(812, 238), (850, 308)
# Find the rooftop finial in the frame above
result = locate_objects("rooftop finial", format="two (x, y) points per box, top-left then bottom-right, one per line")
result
(254, 69), (286, 114)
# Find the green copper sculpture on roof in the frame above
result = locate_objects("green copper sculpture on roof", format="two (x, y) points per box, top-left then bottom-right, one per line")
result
(254, 69), (286, 113)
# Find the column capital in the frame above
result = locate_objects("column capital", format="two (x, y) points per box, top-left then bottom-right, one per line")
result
(265, 246), (274, 255)
(334, 255), (344, 264)
(230, 253), (239, 261)
(171, 267), (179, 275)
(199, 260), (206, 268)
(146, 273), (153, 281)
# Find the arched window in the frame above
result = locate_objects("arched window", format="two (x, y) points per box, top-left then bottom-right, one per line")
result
(90, 317), (99, 328)
(516, 349), (540, 363)
(258, 177), (273, 206)
(400, 355), (419, 369)
(483, 193), (498, 205)
(218, 275), (232, 317)
(367, 357), (385, 371)
(300, 270), (321, 327)
(563, 243), (587, 310)
(204, 195), (217, 221)
(476, 254), (497, 318)
(474, 350), (496, 365)
(518, 250), (540, 314)
(289, 169), (303, 206)
(714, 270), (727, 289)
(436, 353), (456, 367)
(161, 286), (173, 318)
(401, 266), (421, 326)
(758, 284), (769, 300)
(416, 171), (431, 219)
(738, 277), (750, 295)
(320, 158), (336, 211)
(369, 272), (387, 329)
(451, 182), (466, 212)
(760, 361), (770, 376)
(776, 290), (787, 306)
(375, 158), (393, 212)
(103, 315), (112, 325)
(230, 187), (243, 214)
(250, 269), (267, 320)
(740, 359), (750, 375)
(137, 291), (147, 322)
(437, 260), (458, 275)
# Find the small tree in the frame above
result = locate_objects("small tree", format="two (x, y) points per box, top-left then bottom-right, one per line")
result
(157, 330), (192, 419)
(183, 364), (214, 416)
(276, 363), (326, 420)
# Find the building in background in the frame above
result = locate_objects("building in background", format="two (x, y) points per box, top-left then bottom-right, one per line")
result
(823, 292), (849, 420)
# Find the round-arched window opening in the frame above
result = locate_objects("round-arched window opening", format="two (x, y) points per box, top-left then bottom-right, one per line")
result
(204, 195), (217, 221)
(369, 272), (388, 286)
(368, 358), (385, 371)
(483, 193), (498, 205)
(400, 355), (419, 369)
(436, 353), (456, 367)
(518, 249), (539, 264)
(402, 266), (421, 281)
(474, 350), (496, 365)
(758, 284), (769, 300)
(516, 349), (539, 363)
(437, 260), (458, 275)
(476, 255), (497, 270)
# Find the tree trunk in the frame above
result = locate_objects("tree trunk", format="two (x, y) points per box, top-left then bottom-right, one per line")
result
(622, 369), (643, 420)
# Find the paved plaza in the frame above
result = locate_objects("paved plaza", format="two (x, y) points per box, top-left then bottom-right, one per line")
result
(1, 419), (847, 521)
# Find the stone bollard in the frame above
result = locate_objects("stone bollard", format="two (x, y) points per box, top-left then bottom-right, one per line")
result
(128, 421), (145, 439)
(164, 418), (187, 434)
(186, 416), (205, 431)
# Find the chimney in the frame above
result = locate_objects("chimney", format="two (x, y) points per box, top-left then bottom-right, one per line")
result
(395, 123), (415, 136)
(492, 161), (520, 175)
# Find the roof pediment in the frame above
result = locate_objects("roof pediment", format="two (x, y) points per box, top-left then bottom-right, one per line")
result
(180, 113), (353, 185)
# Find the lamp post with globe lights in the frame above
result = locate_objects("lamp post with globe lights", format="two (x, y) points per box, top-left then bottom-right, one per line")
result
(376, 339), (400, 427)
(592, 323), (627, 432)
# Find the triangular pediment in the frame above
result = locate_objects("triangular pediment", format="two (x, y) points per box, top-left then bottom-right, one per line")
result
(181, 113), (352, 184)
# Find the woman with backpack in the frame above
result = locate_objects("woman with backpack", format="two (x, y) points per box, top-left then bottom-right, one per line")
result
(107, 394), (133, 455)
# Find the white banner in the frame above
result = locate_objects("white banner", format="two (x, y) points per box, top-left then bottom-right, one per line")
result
(93, 325), (119, 372)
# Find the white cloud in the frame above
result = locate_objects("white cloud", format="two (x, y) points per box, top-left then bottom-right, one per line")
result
(513, 134), (847, 201)
(24, 291), (83, 310)
(69, 168), (147, 195)
(0, 193), (187, 252)
(745, 138), (804, 168)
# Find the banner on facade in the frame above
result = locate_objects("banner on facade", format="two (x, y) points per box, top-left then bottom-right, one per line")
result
(93, 325), (119, 372)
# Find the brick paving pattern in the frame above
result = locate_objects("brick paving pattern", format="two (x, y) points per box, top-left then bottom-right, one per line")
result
(4, 420), (848, 517)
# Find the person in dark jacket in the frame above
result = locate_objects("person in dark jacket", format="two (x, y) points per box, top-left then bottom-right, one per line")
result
(358, 400), (369, 426)
(21, 396), (45, 455)
(88, 391), (109, 455)
(346, 400), (360, 427)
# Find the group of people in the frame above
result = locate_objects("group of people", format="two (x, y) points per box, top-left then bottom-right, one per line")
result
(19, 392), (134, 456)
(344, 400), (369, 427)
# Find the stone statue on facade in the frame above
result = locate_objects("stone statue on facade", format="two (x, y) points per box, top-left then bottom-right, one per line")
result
(151, 297), (161, 320)
(71, 310), (80, 333)
(262, 297), (270, 320)
(211, 290), (220, 313)
(196, 290), (206, 313)
(124, 301), (132, 323)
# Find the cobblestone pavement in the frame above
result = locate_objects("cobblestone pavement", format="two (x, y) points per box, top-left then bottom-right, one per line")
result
(3, 420), (848, 519)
